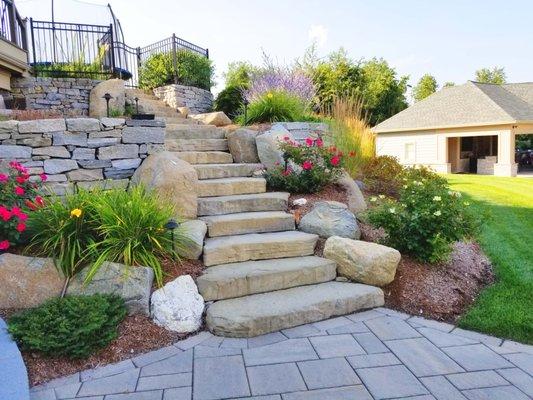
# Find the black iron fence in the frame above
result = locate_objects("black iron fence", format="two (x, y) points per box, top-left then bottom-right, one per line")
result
(28, 19), (209, 87)
(0, 0), (28, 50)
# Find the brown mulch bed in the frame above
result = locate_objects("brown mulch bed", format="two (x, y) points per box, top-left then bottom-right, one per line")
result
(289, 183), (348, 224)
(161, 257), (204, 285)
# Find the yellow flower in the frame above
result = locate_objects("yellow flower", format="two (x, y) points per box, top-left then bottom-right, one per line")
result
(70, 208), (82, 218)
(267, 92), (274, 99)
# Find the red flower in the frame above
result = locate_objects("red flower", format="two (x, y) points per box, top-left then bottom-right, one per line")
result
(40, 173), (48, 182)
(315, 138), (324, 147)
(0, 206), (12, 222)
(349, 151), (356, 157)
(17, 212), (28, 222)
(25, 200), (37, 211)
(35, 196), (45, 207)
(0, 240), (9, 251)
(16, 222), (26, 233)
(0, 174), (8, 183)
(16, 175), (29, 184)
(330, 155), (341, 166)
(305, 137), (314, 147)
(302, 160), (313, 170)
(283, 136), (290, 141)
(14, 186), (24, 196)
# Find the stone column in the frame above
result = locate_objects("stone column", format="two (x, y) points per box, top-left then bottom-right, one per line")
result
(494, 129), (517, 177)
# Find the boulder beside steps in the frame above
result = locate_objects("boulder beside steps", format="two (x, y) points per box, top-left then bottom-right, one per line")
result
(158, 110), (384, 337)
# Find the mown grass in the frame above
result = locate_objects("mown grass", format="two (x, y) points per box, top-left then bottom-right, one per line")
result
(446, 174), (533, 344)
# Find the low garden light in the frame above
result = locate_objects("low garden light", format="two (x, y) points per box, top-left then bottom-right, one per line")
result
(134, 97), (140, 114)
(164, 219), (179, 253)
(102, 93), (113, 117)
(243, 98), (249, 124)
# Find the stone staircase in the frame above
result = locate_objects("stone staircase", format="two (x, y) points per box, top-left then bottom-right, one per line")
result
(129, 88), (384, 338)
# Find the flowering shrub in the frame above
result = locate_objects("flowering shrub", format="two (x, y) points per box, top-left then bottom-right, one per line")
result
(0, 161), (46, 250)
(367, 177), (478, 263)
(239, 90), (308, 125)
(265, 136), (350, 193)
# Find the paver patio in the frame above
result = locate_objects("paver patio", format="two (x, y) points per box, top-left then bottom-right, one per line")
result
(29, 308), (533, 400)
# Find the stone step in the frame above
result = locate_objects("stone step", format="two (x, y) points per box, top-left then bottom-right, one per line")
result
(197, 177), (266, 198)
(176, 151), (234, 165)
(166, 125), (226, 139)
(198, 256), (336, 301)
(200, 211), (294, 237)
(198, 192), (289, 216)
(165, 117), (202, 125)
(203, 231), (318, 266)
(194, 163), (263, 180)
(206, 281), (384, 337)
(165, 139), (228, 152)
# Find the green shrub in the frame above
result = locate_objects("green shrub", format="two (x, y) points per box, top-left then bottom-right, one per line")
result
(265, 137), (347, 193)
(214, 85), (244, 119)
(359, 155), (405, 196)
(237, 90), (308, 125)
(8, 294), (126, 359)
(367, 176), (478, 263)
(138, 51), (214, 90)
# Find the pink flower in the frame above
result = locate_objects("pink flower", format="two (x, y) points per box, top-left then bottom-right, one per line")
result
(282, 167), (292, 176)
(315, 138), (324, 147)
(330, 155), (341, 166)
(0, 174), (8, 183)
(14, 186), (24, 196)
(17, 212), (28, 222)
(0, 206), (12, 222)
(16, 175), (29, 184)
(283, 136), (290, 141)
(35, 196), (45, 207)
(16, 222), (26, 232)
(305, 137), (314, 147)
(0, 240), (9, 251)
(302, 160), (313, 170)
(40, 173), (48, 182)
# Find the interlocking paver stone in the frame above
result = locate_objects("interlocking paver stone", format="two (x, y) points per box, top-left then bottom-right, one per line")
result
(220, 338), (248, 349)
(417, 327), (478, 347)
(136, 373), (192, 391)
(230, 396), (280, 400)
(106, 391), (163, 400)
(194, 345), (241, 358)
(407, 316), (454, 332)
(140, 350), (193, 377)
(451, 328), (502, 347)
(81, 359), (135, 381)
(280, 385), (372, 400)
(53, 382), (80, 399)
(356, 365), (428, 399)
(174, 331), (213, 350)
(193, 355), (250, 400)
(442, 344), (513, 371)
(281, 324), (322, 338)
(77, 369), (139, 397)
(346, 309), (383, 322)
(163, 386), (192, 400)
(365, 316), (421, 340)
(374, 307), (411, 319)
(247, 363), (306, 395)
(310, 316), (352, 332)
(29, 389), (56, 400)
(247, 332), (287, 348)
(386, 337), (464, 376)
(420, 376), (467, 400)
(132, 346), (182, 367)
(503, 353), (533, 375)
(297, 358), (361, 389)
(326, 322), (368, 335)
(308, 334), (365, 358)
(462, 385), (530, 400)
(497, 368), (533, 397)
(446, 371), (509, 390)
(347, 353), (400, 369)
(243, 338), (318, 366)
(352, 332), (389, 353)
(500, 340), (533, 355)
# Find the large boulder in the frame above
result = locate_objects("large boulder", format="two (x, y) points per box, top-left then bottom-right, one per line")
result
(151, 275), (204, 333)
(89, 79), (125, 118)
(179, 220), (207, 260)
(67, 261), (154, 316)
(190, 111), (231, 127)
(299, 201), (360, 239)
(323, 236), (400, 286)
(131, 151), (198, 219)
(0, 253), (63, 308)
(227, 128), (260, 163)
(337, 172), (367, 214)
(256, 125), (293, 170)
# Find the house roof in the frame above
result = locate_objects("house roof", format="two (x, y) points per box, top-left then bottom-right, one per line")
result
(373, 81), (533, 133)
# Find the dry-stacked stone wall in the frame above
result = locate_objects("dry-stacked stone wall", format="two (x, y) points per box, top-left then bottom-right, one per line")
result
(153, 84), (213, 113)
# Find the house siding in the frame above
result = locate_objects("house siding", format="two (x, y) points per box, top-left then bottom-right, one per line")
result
(376, 130), (438, 166)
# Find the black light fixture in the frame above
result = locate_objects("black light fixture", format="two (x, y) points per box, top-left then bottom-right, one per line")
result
(134, 97), (140, 114)
(164, 219), (179, 253)
(102, 93), (113, 117)
(243, 98), (249, 125)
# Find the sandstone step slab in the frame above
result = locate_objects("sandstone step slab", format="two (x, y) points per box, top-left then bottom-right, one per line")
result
(165, 117), (202, 125)
(197, 256), (336, 301)
(194, 163), (263, 180)
(166, 125), (226, 140)
(198, 192), (289, 216)
(206, 281), (384, 337)
(200, 211), (295, 237)
(165, 139), (228, 152)
(175, 151), (234, 165)
(197, 177), (266, 197)
(203, 231), (318, 266)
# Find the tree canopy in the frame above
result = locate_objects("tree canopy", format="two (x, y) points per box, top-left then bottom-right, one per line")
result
(412, 74), (438, 102)
(475, 67), (506, 84)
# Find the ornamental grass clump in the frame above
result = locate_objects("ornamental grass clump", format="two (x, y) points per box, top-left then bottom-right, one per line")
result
(367, 173), (478, 263)
(265, 136), (353, 193)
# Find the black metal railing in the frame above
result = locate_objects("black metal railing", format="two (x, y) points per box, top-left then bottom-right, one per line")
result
(0, 0), (28, 50)
(29, 19), (209, 87)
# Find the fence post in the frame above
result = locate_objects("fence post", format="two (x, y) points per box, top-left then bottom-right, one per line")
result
(7, 1), (16, 44)
(109, 24), (116, 78)
(171, 33), (178, 84)
(206, 48), (209, 59)
(29, 18), (36, 67)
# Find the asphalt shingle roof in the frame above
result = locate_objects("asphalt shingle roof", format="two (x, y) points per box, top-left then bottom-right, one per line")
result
(373, 81), (533, 133)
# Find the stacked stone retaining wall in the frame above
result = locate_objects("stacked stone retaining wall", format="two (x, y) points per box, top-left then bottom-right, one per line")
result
(0, 117), (165, 194)
(153, 84), (213, 113)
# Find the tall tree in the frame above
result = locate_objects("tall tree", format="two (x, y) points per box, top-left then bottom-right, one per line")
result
(443, 81), (455, 88)
(475, 67), (506, 84)
(412, 74), (438, 102)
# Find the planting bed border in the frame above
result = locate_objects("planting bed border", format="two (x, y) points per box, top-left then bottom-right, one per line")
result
(0, 317), (29, 400)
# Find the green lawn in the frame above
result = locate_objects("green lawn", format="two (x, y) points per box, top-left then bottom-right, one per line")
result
(446, 174), (533, 344)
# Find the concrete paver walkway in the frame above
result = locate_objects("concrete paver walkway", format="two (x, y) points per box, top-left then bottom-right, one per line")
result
(29, 308), (533, 400)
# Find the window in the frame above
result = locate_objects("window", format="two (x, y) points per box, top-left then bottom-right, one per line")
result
(405, 143), (416, 162)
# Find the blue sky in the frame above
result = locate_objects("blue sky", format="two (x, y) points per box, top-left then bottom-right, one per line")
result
(16, 0), (533, 94)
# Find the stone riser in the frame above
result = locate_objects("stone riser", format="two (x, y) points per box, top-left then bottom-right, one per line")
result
(165, 139), (228, 152)
(194, 164), (263, 180)
(197, 256), (336, 301)
(203, 231), (318, 266)
(206, 282), (385, 337)
(197, 177), (266, 197)
(166, 127), (226, 140)
(176, 151), (234, 165)
(200, 211), (295, 237)
(197, 192), (289, 216)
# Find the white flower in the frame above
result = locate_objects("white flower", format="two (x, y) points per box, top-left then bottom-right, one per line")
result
(370, 197), (377, 202)
(433, 196), (441, 201)
(403, 185), (408, 189)
(433, 210), (442, 216)
(379, 194), (385, 199)
(463, 201), (470, 206)
(389, 207), (396, 214)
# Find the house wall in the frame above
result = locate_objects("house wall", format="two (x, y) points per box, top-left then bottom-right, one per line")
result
(0, 38), (29, 91)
